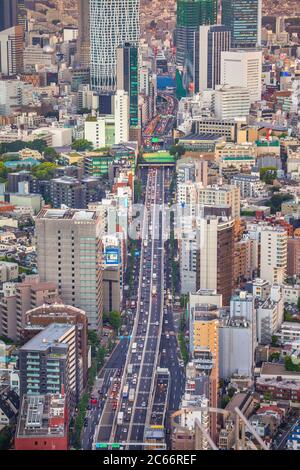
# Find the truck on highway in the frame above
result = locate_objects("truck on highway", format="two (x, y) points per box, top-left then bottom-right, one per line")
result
(143, 240), (148, 247)
(153, 273), (157, 280)
(152, 286), (157, 296)
(132, 342), (137, 353)
(128, 364), (133, 374)
(122, 385), (129, 399)
(129, 388), (135, 402)
(117, 411), (124, 425)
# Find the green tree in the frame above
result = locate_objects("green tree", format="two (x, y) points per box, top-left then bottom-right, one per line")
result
(169, 144), (186, 160)
(0, 427), (12, 450)
(43, 147), (59, 162)
(227, 387), (236, 398)
(109, 311), (122, 332)
(221, 396), (230, 409)
(285, 356), (300, 372)
(31, 162), (57, 180)
(271, 335), (279, 347)
(260, 167), (277, 184)
(297, 296), (300, 311)
(265, 193), (293, 214)
(27, 139), (48, 153)
(71, 139), (93, 152)
(134, 179), (142, 203)
(0, 162), (7, 180)
(269, 352), (280, 361)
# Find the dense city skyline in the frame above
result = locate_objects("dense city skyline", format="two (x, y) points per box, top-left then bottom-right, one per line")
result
(0, 0), (300, 459)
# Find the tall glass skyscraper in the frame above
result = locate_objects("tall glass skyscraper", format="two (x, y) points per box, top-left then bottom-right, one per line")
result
(117, 44), (139, 128)
(176, 0), (218, 68)
(90, 0), (140, 93)
(0, 0), (18, 32)
(222, 0), (262, 48)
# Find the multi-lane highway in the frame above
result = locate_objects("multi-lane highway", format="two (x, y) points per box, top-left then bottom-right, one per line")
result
(143, 94), (177, 149)
(82, 339), (129, 450)
(111, 167), (165, 448)
(92, 166), (185, 450)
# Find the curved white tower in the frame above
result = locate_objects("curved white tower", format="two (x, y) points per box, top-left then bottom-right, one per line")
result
(90, 0), (140, 93)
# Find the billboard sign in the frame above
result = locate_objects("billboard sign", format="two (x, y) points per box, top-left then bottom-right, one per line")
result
(105, 247), (120, 266)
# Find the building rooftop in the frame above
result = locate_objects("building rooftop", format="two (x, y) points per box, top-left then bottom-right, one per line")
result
(225, 392), (253, 414)
(20, 323), (72, 352)
(36, 208), (97, 221)
(16, 394), (67, 439)
(179, 133), (223, 141)
(260, 362), (300, 378)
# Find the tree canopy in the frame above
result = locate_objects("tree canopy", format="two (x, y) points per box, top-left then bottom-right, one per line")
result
(260, 166), (277, 185)
(43, 147), (59, 162)
(71, 139), (93, 152)
(169, 144), (186, 160)
(31, 162), (57, 180)
(0, 139), (48, 156)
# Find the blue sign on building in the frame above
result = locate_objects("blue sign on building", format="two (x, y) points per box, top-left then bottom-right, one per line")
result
(105, 247), (120, 266)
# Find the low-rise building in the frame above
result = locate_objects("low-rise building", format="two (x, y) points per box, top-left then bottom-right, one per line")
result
(286, 425), (300, 450)
(15, 393), (68, 450)
(0, 262), (19, 282)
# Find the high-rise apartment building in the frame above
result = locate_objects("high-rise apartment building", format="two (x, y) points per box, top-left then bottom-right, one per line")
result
(194, 25), (231, 92)
(0, 0), (18, 32)
(221, 49), (262, 104)
(197, 185), (241, 219)
(49, 176), (103, 209)
(222, 0), (262, 48)
(199, 217), (235, 306)
(19, 323), (80, 408)
(76, 0), (90, 67)
(35, 208), (103, 330)
(220, 292), (257, 379)
(287, 237), (300, 278)
(260, 227), (288, 285)
(171, 395), (210, 450)
(90, 0), (140, 93)
(0, 277), (59, 341)
(0, 79), (33, 116)
(114, 90), (130, 144)
(116, 44), (139, 129)
(176, 0), (218, 69)
(0, 25), (23, 75)
(23, 303), (88, 389)
(189, 290), (221, 442)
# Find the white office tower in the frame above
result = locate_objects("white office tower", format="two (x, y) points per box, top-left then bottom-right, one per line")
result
(219, 317), (256, 379)
(219, 291), (257, 379)
(84, 115), (115, 149)
(90, 0), (140, 92)
(214, 85), (250, 120)
(260, 227), (287, 285)
(177, 181), (199, 295)
(114, 90), (129, 144)
(221, 49), (262, 104)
